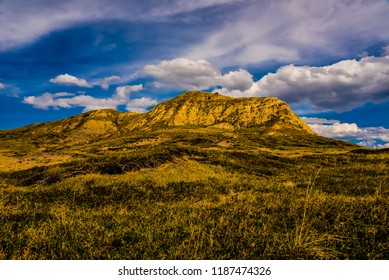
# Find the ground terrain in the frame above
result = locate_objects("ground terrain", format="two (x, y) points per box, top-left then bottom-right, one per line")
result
(0, 92), (388, 259)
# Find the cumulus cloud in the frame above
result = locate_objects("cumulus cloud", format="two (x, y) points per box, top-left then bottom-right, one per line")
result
(113, 85), (143, 103)
(303, 117), (389, 148)
(217, 69), (253, 91)
(126, 97), (159, 113)
(252, 56), (389, 111)
(101, 76), (120, 90)
(49, 74), (92, 88)
(215, 55), (389, 111)
(22, 84), (155, 112)
(144, 58), (221, 90)
(143, 55), (389, 113)
(24, 92), (117, 111)
(144, 58), (255, 92)
(356, 140), (389, 149)
(308, 122), (360, 139)
(23, 92), (76, 110)
(0, 83), (5, 90)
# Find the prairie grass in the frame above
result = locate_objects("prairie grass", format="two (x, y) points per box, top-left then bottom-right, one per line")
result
(0, 142), (388, 259)
(1, 125), (388, 259)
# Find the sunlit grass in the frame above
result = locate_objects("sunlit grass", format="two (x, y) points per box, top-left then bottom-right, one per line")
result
(0, 145), (388, 259)
(1, 122), (388, 259)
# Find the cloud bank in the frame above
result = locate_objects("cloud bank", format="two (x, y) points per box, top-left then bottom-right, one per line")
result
(23, 84), (157, 113)
(303, 117), (389, 148)
(144, 53), (389, 113)
(252, 56), (389, 111)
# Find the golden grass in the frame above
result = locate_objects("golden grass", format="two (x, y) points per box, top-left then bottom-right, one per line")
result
(0, 113), (388, 259)
(1, 150), (388, 260)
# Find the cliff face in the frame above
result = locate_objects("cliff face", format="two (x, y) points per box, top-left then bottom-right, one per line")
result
(140, 91), (313, 133)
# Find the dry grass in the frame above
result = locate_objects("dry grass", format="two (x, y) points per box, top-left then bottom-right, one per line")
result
(0, 116), (388, 259)
(0, 146), (388, 259)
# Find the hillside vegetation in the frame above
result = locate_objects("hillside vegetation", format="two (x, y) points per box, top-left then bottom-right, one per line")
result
(0, 92), (388, 259)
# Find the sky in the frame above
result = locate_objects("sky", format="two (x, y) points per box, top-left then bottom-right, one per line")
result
(0, 0), (389, 148)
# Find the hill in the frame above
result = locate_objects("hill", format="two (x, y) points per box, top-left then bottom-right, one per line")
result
(141, 91), (313, 132)
(1, 91), (313, 144)
(0, 90), (329, 168)
(0, 91), (388, 260)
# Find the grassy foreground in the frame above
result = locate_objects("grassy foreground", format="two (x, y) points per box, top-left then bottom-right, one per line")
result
(0, 129), (388, 259)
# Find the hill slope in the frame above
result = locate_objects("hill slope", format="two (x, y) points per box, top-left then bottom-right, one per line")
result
(140, 91), (313, 132)
(0, 91), (313, 144)
(0, 91), (354, 172)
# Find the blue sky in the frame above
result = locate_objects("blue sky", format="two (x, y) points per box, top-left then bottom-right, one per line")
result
(1, 0), (389, 148)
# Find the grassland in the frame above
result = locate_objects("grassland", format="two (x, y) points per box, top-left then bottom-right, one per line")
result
(0, 125), (388, 260)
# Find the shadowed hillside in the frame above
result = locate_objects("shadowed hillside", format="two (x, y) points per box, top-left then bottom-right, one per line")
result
(0, 92), (387, 260)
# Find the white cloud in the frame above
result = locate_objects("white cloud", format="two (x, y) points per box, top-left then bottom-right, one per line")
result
(301, 117), (339, 125)
(303, 117), (389, 148)
(144, 58), (221, 90)
(22, 84), (154, 113)
(309, 122), (360, 138)
(101, 75), (120, 90)
(144, 55), (389, 113)
(384, 45), (389, 56)
(217, 69), (253, 91)
(357, 140), (389, 149)
(144, 58), (256, 92)
(213, 83), (258, 98)
(23, 92), (75, 110)
(252, 56), (389, 111)
(126, 97), (159, 113)
(212, 55), (389, 111)
(357, 140), (377, 148)
(0, 83), (5, 90)
(49, 74), (92, 88)
(377, 143), (389, 149)
(113, 85), (143, 103)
